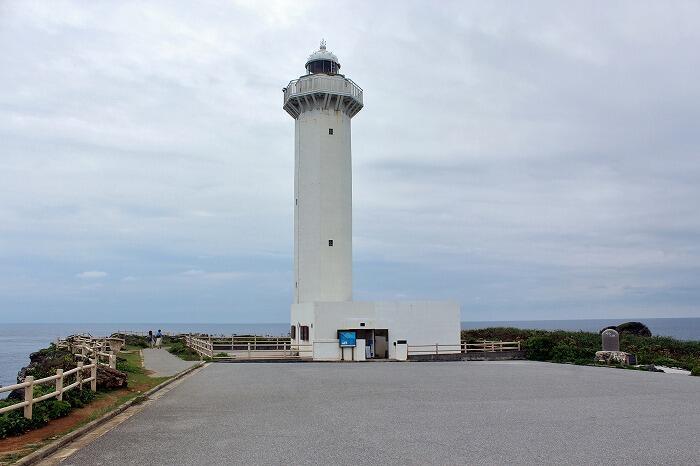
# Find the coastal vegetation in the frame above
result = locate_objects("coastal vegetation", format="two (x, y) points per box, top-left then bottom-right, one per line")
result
(0, 343), (169, 462)
(462, 327), (700, 372)
(166, 340), (200, 361)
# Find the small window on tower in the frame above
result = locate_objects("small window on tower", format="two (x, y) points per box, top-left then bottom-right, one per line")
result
(329, 128), (334, 135)
(328, 239), (334, 246)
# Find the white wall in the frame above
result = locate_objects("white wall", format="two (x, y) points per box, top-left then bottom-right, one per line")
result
(294, 301), (460, 360)
(294, 106), (353, 303)
(313, 339), (342, 361)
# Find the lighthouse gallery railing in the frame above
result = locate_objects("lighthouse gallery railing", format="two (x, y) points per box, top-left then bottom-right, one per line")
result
(284, 75), (363, 106)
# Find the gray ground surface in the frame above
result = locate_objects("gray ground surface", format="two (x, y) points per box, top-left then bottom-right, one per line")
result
(141, 348), (198, 376)
(64, 361), (699, 465)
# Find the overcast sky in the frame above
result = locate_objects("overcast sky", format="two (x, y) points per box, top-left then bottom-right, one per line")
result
(1, 1), (699, 323)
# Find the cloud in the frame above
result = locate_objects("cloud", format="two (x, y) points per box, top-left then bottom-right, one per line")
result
(1, 1), (699, 322)
(76, 271), (108, 279)
(180, 269), (249, 281)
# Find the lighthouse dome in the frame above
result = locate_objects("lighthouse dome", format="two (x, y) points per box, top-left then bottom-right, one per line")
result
(305, 40), (340, 75)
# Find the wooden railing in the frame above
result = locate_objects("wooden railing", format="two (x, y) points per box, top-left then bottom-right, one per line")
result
(56, 336), (123, 369)
(408, 341), (521, 356)
(0, 361), (97, 420)
(184, 334), (311, 360)
(184, 336), (521, 360)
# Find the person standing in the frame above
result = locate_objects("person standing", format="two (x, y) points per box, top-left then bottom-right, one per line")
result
(148, 330), (154, 348)
(156, 329), (163, 349)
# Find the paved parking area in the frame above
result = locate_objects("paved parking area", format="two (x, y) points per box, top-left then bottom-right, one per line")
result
(63, 361), (700, 465)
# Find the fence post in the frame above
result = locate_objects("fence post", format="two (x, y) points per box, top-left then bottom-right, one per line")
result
(56, 368), (64, 401)
(23, 376), (34, 419)
(247, 342), (251, 358)
(109, 354), (116, 369)
(91, 359), (97, 392)
(231, 335), (234, 351)
(77, 361), (84, 390)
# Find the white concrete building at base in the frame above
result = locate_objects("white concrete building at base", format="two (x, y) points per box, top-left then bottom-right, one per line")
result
(283, 42), (460, 361)
(291, 301), (460, 361)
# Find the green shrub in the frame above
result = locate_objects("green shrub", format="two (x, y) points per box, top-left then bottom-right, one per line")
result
(524, 335), (554, 361)
(0, 411), (32, 439)
(62, 387), (96, 409)
(0, 397), (73, 438)
(463, 327), (700, 368)
(691, 366), (700, 377)
(167, 341), (200, 361)
(117, 357), (142, 374)
(113, 333), (149, 348)
(652, 357), (680, 368)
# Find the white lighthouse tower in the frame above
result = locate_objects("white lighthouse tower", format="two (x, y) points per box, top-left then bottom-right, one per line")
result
(284, 42), (459, 361)
(283, 40), (362, 305)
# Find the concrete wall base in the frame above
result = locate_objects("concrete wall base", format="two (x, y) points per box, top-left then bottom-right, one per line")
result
(408, 351), (526, 362)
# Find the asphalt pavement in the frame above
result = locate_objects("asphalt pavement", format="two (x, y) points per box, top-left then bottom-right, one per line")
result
(142, 348), (198, 377)
(62, 361), (700, 465)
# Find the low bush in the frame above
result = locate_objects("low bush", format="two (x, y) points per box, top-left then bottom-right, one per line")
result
(463, 327), (700, 369)
(0, 386), (94, 438)
(113, 333), (149, 348)
(523, 335), (554, 361)
(116, 356), (142, 374)
(167, 341), (200, 361)
(691, 366), (700, 377)
(652, 357), (681, 368)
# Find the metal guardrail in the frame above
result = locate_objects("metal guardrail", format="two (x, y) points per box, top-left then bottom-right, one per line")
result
(0, 361), (98, 420)
(408, 341), (522, 356)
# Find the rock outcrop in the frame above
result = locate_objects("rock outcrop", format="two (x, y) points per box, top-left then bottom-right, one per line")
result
(600, 321), (652, 337)
(8, 345), (78, 400)
(8, 344), (128, 398)
(97, 366), (128, 390)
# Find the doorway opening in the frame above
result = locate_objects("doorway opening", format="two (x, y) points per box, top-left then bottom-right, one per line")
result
(350, 328), (388, 359)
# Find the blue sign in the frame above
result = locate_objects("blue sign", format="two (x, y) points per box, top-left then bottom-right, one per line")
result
(339, 331), (356, 347)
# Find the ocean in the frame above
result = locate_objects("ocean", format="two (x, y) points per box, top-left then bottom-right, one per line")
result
(1, 318), (699, 395)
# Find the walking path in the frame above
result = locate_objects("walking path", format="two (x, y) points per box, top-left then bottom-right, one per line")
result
(52, 361), (700, 465)
(142, 348), (198, 377)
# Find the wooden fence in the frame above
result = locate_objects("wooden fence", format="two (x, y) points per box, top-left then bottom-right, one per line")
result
(0, 361), (97, 420)
(56, 335), (124, 369)
(184, 334), (312, 360)
(0, 335), (127, 421)
(182, 334), (520, 360)
(408, 341), (521, 356)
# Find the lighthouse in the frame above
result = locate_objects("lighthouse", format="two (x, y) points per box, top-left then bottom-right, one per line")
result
(283, 40), (362, 304)
(284, 42), (459, 361)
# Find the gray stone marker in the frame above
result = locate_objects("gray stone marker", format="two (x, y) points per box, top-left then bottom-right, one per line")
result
(601, 329), (620, 352)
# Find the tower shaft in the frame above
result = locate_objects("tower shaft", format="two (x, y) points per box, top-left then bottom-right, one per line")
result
(294, 108), (352, 303)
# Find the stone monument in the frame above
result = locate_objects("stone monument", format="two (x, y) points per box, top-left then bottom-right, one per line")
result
(595, 327), (636, 365)
(601, 329), (620, 352)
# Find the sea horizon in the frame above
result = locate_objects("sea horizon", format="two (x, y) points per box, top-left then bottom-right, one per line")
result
(2, 317), (699, 394)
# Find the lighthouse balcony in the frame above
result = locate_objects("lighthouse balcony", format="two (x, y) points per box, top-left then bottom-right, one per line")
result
(283, 74), (363, 119)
